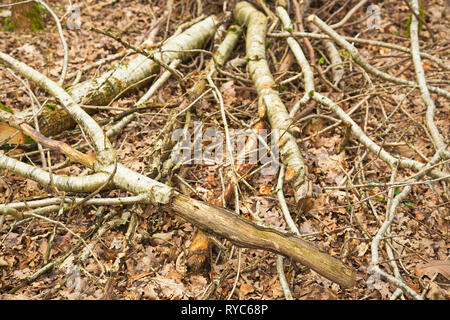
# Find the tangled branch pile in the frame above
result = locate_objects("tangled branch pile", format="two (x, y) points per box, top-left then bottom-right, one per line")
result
(0, 0), (448, 300)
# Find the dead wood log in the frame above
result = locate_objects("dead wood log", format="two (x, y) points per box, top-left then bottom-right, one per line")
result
(171, 193), (356, 288)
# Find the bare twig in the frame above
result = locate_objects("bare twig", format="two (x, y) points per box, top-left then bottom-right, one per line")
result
(306, 15), (450, 99)
(409, 0), (449, 159)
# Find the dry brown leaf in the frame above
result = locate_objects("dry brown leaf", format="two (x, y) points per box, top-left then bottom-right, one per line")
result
(270, 279), (284, 299)
(356, 242), (369, 257)
(220, 80), (237, 106)
(3, 232), (21, 249)
(150, 231), (175, 245)
(0, 122), (25, 145)
(284, 167), (295, 181)
(239, 283), (254, 299)
(415, 210), (426, 221)
(26, 178), (40, 190)
(0, 256), (9, 267)
(415, 260), (450, 280)
(299, 220), (316, 234)
(315, 149), (346, 184)
(154, 276), (185, 299)
(259, 184), (272, 195)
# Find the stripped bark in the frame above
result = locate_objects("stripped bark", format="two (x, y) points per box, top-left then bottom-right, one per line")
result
(0, 49), (356, 288)
(409, 0), (449, 159)
(234, 1), (310, 204)
(12, 16), (219, 137)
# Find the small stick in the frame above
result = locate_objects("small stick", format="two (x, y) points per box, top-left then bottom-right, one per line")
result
(92, 28), (186, 92)
(306, 15), (450, 99)
(409, 0), (449, 159)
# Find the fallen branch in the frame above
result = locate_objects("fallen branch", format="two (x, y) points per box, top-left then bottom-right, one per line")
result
(306, 15), (450, 100)
(409, 0), (449, 159)
(369, 149), (445, 299)
(13, 15), (219, 137)
(268, 31), (450, 71)
(277, 7), (449, 181)
(171, 193), (356, 288)
(0, 47), (356, 288)
(234, 1), (311, 204)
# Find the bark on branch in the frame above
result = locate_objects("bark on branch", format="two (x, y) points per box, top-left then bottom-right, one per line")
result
(0, 46), (356, 288)
(234, 1), (311, 204)
(171, 193), (356, 288)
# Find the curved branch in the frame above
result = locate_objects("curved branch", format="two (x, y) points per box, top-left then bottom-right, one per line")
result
(0, 51), (113, 156)
(0, 153), (110, 193)
(307, 15), (450, 100)
(409, 0), (449, 159)
(235, 1), (310, 203)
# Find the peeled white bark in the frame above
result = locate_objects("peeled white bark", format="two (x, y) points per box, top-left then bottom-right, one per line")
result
(13, 16), (219, 137)
(307, 15), (450, 100)
(69, 15), (218, 105)
(235, 1), (310, 203)
(409, 0), (449, 159)
(0, 153), (110, 193)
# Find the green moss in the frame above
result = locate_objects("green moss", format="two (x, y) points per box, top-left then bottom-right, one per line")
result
(0, 102), (13, 113)
(25, 136), (35, 144)
(406, 6), (425, 37)
(0, 17), (14, 32)
(27, 2), (45, 33)
(45, 103), (57, 111)
(404, 201), (415, 208)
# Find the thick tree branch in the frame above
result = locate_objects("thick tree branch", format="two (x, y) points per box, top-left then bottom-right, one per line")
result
(235, 1), (310, 204)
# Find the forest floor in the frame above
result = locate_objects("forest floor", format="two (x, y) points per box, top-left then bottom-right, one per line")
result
(0, 0), (448, 300)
